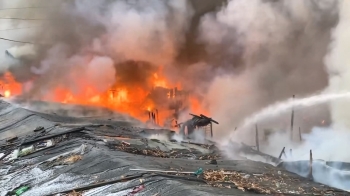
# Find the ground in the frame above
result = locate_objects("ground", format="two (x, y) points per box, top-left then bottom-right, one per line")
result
(0, 100), (348, 196)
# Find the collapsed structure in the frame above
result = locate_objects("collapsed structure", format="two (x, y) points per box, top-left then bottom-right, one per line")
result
(0, 100), (348, 195)
(178, 113), (218, 138)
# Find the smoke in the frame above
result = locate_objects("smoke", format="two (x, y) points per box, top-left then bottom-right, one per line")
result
(199, 0), (338, 138)
(24, 44), (116, 100)
(253, 126), (350, 191)
(0, 0), (342, 132)
(3, 0), (350, 190)
(218, 0), (350, 190)
(5, 44), (37, 60)
(2, 0), (193, 101)
(171, 128), (207, 143)
(325, 0), (350, 130)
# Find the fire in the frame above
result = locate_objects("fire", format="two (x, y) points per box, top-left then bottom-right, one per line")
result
(153, 73), (168, 88)
(189, 96), (209, 115)
(4, 90), (10, 98)
(0, 67), (206, 127)
(0, 72), (22, 98)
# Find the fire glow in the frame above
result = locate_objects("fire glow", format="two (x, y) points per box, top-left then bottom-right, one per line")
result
(0, 72), (22, 98)
(0, 68), (206, 127)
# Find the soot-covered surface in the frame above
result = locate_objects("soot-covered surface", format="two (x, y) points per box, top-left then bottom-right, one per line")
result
(0, 100), (348, 196)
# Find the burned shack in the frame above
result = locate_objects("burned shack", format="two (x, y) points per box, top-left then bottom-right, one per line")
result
(178, 113), (218, 138)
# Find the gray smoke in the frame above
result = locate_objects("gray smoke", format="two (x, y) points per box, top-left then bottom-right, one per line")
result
(0, 0), (341, 133)
(218, 0), (350, 191)
(199, 0), (338, 138)
(1, 0), (193, 100)
(325, 0), (350, 131)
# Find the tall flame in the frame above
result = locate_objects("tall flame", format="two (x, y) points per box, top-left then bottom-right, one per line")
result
(0, 66), (206, 127)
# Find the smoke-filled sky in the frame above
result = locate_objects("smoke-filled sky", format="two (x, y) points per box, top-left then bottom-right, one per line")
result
(202, 0), (339, 137)
(0, 0), (341, 136)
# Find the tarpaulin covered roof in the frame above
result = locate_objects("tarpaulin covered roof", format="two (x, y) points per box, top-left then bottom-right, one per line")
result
(0, 100), (347, 196)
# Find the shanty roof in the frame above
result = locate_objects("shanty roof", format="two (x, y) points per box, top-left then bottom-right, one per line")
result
(0, 100), (347, 195)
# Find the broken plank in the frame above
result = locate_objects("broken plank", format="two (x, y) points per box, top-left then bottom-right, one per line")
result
(21, 127), (85, 146)
(52, 174), (144, 195)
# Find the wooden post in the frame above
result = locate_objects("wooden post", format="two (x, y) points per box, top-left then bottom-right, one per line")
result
(278, 147), (286, 159)
(299, 127), (302, 142)
(290, 95), (295, 141)
(210, 122), (213, 138)
(156, 109), (159, 125)
(308, 150), (313, 179)
(255, 124), (259, 152)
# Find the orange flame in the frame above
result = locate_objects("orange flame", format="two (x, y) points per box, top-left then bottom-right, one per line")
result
(0, 67), (206, 127)
(4, 90), (10, 98)
(189, 96), (208, 115)
(0, 72), (22, 98)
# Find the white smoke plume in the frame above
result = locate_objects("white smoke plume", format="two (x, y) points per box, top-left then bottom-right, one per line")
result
(325, 0), (350, 130)
(6, 44), (37, 60)
(1, 0), (193, 100)
(199, 0), (338, 138)
(218, 0), (350, 191)
(2, 0), (337, 126)
(2, 0), (350, 190)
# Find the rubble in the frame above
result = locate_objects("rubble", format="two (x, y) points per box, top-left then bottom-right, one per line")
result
(6, 136), (18, 143)
(203, 170), (341, 195)
(107, 138), (217, 160)
(0, 101), (349, 195)
(62, 155), (82, 165)
(127, 185), (145, 195)
(64, 190), (83, 196)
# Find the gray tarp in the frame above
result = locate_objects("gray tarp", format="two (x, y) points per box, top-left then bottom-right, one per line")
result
(0, 100), (347, 195)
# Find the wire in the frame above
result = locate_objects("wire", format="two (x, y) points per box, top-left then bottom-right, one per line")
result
(0, 7), (53, 11)
(0, 26), (43, 31)
(0, 37), (40, 44)
(0, 18), (45, 21)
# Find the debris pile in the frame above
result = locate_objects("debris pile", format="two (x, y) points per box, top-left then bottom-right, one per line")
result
(116, 142), (178, 158)
(0, 126), (86, 164)
(199, 154), (220, 160)
(203, 170), (339, 195)
(114, 141), (216, 160)
(1, 101), (349, 195)
(64, 190), (83, 196)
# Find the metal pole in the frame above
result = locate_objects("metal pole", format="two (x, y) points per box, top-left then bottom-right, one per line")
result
(299, 127), (302, 142)
(290, 95), (295, 141)
(308, 150), (313, 179)
(255, 124), (259, 152)
(278, 147), (286, 159)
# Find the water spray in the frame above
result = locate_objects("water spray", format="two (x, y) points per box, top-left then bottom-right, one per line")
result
(238, 92), (350, 132)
